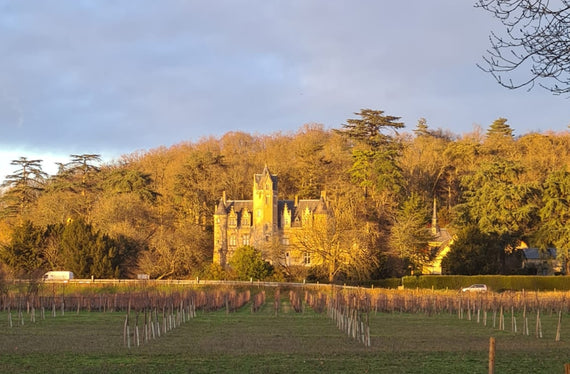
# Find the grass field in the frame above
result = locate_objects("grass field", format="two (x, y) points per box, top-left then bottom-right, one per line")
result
(1, 290), (570, 373)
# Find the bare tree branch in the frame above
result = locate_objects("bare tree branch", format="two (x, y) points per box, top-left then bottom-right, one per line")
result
(476, 0), (570, 94)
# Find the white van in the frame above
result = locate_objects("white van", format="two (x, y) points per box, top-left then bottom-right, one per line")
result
(43, 271), (75, 281)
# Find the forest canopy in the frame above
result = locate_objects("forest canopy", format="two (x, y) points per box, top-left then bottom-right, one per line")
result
(1, 113), (569, 281)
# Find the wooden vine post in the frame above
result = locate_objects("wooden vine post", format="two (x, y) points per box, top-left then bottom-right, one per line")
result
(555, 310), (562, 342)
(488, 337), (495, 374)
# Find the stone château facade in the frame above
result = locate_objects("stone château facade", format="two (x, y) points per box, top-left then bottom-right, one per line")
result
(213, 165), (328, 267)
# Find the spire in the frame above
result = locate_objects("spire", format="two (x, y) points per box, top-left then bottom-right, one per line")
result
(215, 198), (227, 215)
(314, 192), (328, 215)
(431, 197), (439, 235)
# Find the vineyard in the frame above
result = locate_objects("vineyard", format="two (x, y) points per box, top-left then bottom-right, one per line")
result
(1, 282), (570, 373)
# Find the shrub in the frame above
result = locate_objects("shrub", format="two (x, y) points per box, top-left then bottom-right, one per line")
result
(228, 246), (273, 281)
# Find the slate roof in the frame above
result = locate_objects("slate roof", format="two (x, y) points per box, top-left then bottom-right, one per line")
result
(217, 197), (322, 228)
(522, 248), (557, 260)
(254, 165), (278, 190)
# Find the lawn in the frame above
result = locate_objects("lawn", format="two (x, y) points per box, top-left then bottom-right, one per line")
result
(0, 290), (569, 373)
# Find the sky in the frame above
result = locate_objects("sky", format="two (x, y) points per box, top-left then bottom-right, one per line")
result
(1, 0), (569, 183)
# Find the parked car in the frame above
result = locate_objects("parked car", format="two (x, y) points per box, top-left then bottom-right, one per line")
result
(461, 284), (488, 292)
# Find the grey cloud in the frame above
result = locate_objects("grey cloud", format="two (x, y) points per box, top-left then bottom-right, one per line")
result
(0, 0), (568, 169)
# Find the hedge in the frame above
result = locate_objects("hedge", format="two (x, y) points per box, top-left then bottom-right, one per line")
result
(392, 275), (570, 291)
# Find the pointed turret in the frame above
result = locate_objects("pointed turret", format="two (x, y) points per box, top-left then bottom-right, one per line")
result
(213, 195), (228, 266)
(215, 198), (227, 215)
(431, 197), (439, 235)
(314, 191), (328, 215)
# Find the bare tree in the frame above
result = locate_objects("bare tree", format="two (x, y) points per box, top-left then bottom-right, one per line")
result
(476, 0), (570, 94)
(293, 196), (376, 283)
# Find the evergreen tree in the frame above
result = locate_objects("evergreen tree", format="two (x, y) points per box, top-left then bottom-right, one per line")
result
(1, 157), (47, 217)
(68, 154), (102, 195)
(413, 117), (430, 137)
(60, 219), (95, 277)
(455, 159), (539, 272)
(389, 193), (434, 272)
(486, 117), (514, 138)
(458, 159), (538, 238)
(0, 221), (46, 275)
(335, 108), (404, 197)
(534, 169), (570, 273)
(335, 108), (404, 148)
(59, 219), (130, 278)
(483, 118), (516, 157)
(442, 225), (503, 275)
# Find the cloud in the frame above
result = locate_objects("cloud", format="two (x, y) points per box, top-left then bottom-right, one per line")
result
(0, 0), (567, 185)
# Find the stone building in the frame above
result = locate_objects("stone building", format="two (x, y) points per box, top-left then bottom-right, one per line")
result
(213, 165), (328, 267)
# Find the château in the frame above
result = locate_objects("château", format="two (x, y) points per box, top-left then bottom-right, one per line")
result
(213, 165), (328, 267)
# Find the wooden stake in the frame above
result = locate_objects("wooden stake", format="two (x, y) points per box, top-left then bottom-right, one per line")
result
(555, 310), (562, 342)
(499, 306), (504, 330)
(536, 310), (542, 338)
(511, 307), (514, 332)
(123, 314), (129, 347)
(489, 337), (495, 374)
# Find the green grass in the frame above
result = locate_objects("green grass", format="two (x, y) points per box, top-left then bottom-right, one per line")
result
(1, 300), (570, 373)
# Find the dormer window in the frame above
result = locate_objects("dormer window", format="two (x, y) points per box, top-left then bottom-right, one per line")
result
(228, 208), (237, 228)
(241, 210), (251, 227)
(303, 207), (312, 225)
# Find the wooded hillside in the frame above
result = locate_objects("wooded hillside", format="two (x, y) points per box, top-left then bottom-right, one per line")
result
(1, 110), (569, 282)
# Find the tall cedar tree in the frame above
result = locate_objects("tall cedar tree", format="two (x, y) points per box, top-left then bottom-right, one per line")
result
(535, 170), (570, 273)
(1, 157), (47, 217)
(334, 109), (404, 197)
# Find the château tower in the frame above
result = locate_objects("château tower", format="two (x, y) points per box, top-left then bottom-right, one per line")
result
(252, 165), (278, 242)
